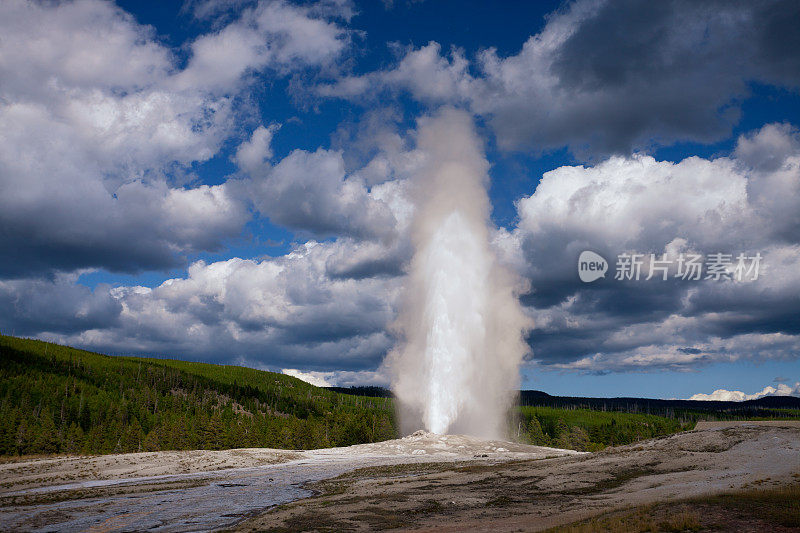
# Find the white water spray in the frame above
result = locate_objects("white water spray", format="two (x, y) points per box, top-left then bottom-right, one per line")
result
(387, 109), (531, 439)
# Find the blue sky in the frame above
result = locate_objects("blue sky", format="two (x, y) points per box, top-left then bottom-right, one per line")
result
(1, 0), (799, 400)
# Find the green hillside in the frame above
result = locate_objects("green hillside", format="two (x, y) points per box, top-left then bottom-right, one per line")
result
(0, 335), (397, 456)
(6, 335), (781, 457)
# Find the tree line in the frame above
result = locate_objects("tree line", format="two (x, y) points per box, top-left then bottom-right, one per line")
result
(0, 336), (397, 456)
(516, 405), (690, 451)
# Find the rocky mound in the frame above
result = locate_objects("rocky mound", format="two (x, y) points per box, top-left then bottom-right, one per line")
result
(310, 430), (583, 459)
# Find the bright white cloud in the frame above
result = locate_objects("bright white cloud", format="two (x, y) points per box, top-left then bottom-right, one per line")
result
(282, 368), (335, 387)
(510, 123), (800, 372)
(0, 0), (351, 277)
(689, 382), (800, 401)
(175, 0), (350, 92)
(0, 0), (171, 95)
(235, 124), (281, 173)
(279, 367), (389, 388)
(233, 109), (417, 243)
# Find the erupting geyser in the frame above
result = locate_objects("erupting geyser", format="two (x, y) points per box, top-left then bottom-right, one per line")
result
(387, 109), (531, 439)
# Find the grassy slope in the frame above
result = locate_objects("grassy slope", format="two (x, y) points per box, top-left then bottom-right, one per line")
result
(0, 335), (396, 455)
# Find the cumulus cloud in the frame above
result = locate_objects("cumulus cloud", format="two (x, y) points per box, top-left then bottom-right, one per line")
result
(324, 238), (407, 280)
(0, 106), (425, 375)
(8, 240), (401, 371)
(281, 368), (335, 387)
(4, 113), (797, 378)
(321, 0), (800, 156)
(320, 42), (472, 103)
(5, 0), (796, 383)
(6, 113), (798, 379)
(331, 107), (422, 187)
(234, 124), (281, 173)
(0, 86), (431, 375)
(689, 382), (800, 401)
(243, 147), (400, 240)
(507, 123), (800, 372)
(174, 0), (350, 91)
(0, 273), (121, 335)
(234, 118), (415, 242)
(0, 0), (351, 278)
(280, 367), (389, 388)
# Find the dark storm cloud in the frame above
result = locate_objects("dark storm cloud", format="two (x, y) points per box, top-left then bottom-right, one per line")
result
(525, 270), (799, 367)
(485, 0), (800, 155)
(749, 0), (800, 87)
(323, 0), (800, 158)
(325, 255), (405, 280)
(549, 0), (800, 90)
(683, 278), (800, 337)
(524, 278), (690, 364)
(324, 239), (408, 280)
(0, 225), (183, 280)
(0, 278), (122, 335)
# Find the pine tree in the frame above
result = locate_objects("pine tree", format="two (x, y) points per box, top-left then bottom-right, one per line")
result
(121, 417), (144, 452)
(15, 420), (32, 455)
(64, 423), (84, 453)
(527, 416), (548, 446)
(34, 411), (59, 454)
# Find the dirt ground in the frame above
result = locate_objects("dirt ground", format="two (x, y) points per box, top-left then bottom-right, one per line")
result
(0, 432), (576, 498)
(694, 420), (800, 430)
(235, 424), (800, 532)
(0, 431), (579, 531)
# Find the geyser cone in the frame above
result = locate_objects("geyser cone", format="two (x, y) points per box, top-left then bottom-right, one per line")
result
(387, 108), (531, 439)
